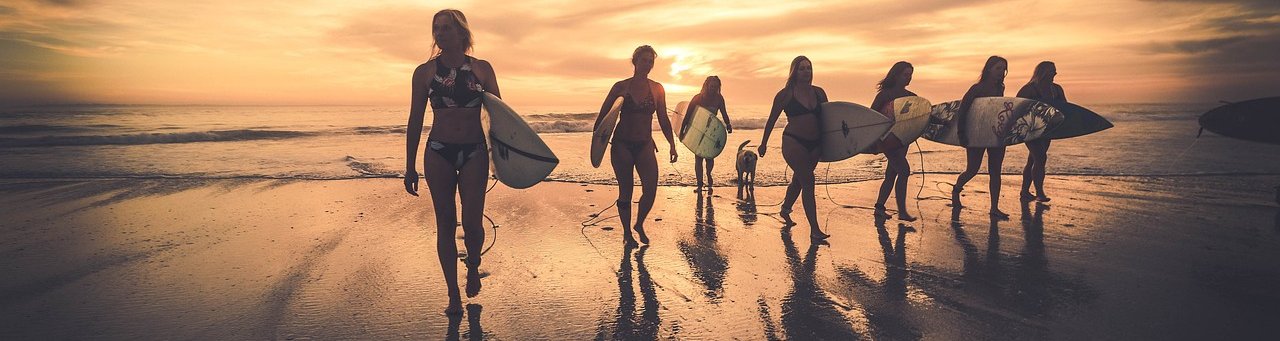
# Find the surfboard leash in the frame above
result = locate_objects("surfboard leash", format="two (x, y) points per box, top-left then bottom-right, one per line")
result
(579, 199), (619, 266)
(452, 177), (500, 262)
(913, 140), (953, 202)
(478, 177), (500, 257)
(1170, 135), (1200, 168)
(580, 199), (619, 227)
(820, 163), (880, 211)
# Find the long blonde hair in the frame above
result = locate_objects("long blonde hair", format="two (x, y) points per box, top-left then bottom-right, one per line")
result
(1029, 61), (1056, 84)
(784, 55), (811, 92)
(430, 9), (473, 58)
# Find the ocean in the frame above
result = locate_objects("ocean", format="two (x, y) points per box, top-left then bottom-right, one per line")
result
(2, 103), (1278, 187)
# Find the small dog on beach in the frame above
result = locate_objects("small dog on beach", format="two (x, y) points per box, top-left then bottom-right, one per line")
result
(736, 140), (758, 197)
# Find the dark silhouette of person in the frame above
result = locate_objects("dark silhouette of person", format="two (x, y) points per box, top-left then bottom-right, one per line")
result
(758, 56), (831, 241)
(953, 56), (1013, 220)
(682, 76), (734, 192)
(1017, 61), (1066, 203)
(592, 45), (679, 247)
(404, 9), (499, 315)
(871, 61), (920, 222)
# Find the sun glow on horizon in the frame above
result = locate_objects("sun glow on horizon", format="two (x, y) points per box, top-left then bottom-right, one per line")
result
(1, 0), (1276, 106)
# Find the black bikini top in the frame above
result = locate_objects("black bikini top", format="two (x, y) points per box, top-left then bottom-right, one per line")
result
(428, 56), (484, 109)
(783, 97), (820, 117)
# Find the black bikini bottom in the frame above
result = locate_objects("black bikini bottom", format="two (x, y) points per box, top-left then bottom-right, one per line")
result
(612, 138), (654, 159)
(783, 132), (820, 152)
(429, 139), (486, 170)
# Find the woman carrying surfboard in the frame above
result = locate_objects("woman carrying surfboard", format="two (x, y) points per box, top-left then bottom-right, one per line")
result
(758, 56), (831, 241)
(953, 56), (1012, 220)
(1018, 61), (1065, 203)
(683, 76), (734, 192)
(592, 45), (679, 247)
(871, 61), (919, 222)
(404, 9), (499, 315)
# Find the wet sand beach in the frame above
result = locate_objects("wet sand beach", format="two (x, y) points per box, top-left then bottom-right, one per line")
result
(3, 174), (1278, 340)
(6, 0), (1280, 339)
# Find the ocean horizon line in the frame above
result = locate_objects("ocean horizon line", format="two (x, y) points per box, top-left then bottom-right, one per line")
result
(0, 100), (1222, 110)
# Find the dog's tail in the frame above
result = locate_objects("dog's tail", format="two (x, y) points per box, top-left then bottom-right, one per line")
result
(738, 140), (752, 152)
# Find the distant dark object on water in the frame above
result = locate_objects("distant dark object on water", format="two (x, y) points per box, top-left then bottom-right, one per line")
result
(1198, 96), (1280, 145)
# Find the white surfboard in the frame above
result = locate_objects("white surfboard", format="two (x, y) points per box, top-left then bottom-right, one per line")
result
(887, 96), (932, 145)
(922, 97), (1063, 148)
(818, 101), (894, 162)
(866, 96), (933, 154)
(481, 92), (558, 189)
(590, 97), (625, 168)
(671, 101), (690, 137)
(679, 105), (728, 158)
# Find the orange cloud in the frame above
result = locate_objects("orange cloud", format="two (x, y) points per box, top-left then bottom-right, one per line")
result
(0, 0), (1276, 106)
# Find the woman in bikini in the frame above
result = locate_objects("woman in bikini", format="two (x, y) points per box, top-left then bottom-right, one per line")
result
(1017, 61), (1065, 203)
(871, 61), (919, 222)
(593, 45), (679, 247)
(682, 76), (734, 192)
(953, 56), (1012, 219)
(758, 56), (831, 241)
(404, 9), (499, 315)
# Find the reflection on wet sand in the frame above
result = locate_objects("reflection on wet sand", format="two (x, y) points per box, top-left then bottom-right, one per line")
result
(811, 198), (1101, 339)
(1015, 201), (1051, 317)
(445, 304), (485, 341)
(596, 244), (660, 339)
(736, 190), (758, 225)
(5, 175), (1279, 339)
(877, 219), (911, 300)
(679, 193), (729, 302)
(773, 227), (859, 340)
(935, 200), (1097, 322)
(828, 218), (921, 339)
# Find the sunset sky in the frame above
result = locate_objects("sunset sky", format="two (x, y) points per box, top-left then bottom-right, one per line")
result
(2, 0), (1277, 107)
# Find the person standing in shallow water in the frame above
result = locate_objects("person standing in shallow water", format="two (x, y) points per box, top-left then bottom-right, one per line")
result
(870, 61), (919, 222)
(682, 76), (734, 192)
(1018, 61), (1065, 203)
(592, 45), (678, 247)
(953, 56), (1012, 220)
(404, 9), (499, 316)
(758, 56), (831, 241)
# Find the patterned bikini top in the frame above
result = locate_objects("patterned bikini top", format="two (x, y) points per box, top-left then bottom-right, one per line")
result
(429, 56), (484, 109)
(621, 83), (656, 116)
